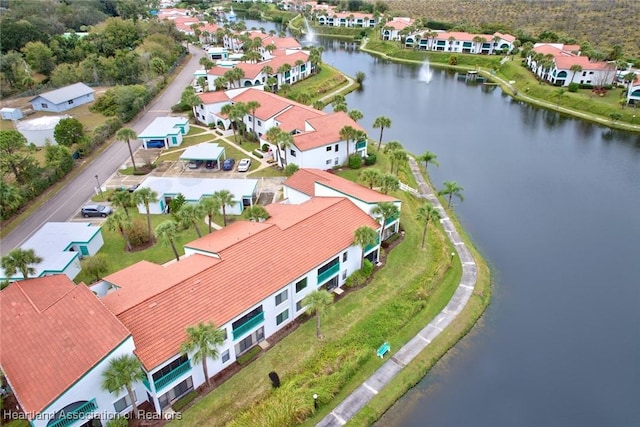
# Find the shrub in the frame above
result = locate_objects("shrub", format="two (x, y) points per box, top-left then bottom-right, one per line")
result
(237, 346), (261, 365)
(253, 150), (263, 159)
(127, 218), (151, 248)
(364, 153), (376, 166)
(261, 143), (269, 152)
(361, 259), (374, 277)
(172, 390), (198, 412)
(448, 54), (458, 65)
(568, 82), (579, 92)
(348, 154), (362, 169)
(284, 163), (299, 177)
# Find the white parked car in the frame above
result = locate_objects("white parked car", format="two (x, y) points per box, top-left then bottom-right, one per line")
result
(237, 158), (251, 172)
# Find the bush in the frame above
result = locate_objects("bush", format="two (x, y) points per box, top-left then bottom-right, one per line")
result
(237, 346), (261, 365)
(361, 259), (374, 277)
(348, 154), (362, 169)
(579, 83), (594, 90)
(448, 54), (458, 65)
(253, 150), (263, 159)
(261, 143), (269, 152)
(284, 163), (299, 177)
(364, 153), (376, 166)
(172, 390), (198, 412)
(568, 82), (579, 92)
(127, 218), (151, 248)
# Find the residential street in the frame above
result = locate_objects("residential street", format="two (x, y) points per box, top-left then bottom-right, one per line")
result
(0, 44), (205, 255)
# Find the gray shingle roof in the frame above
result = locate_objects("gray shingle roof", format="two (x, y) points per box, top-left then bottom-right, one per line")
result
(30, 82), (94, 104)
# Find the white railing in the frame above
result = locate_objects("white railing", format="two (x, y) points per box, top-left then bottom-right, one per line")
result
(399, 181), (420, 196)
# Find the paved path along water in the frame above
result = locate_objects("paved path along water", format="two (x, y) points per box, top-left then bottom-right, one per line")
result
(317, 157), (479, 426)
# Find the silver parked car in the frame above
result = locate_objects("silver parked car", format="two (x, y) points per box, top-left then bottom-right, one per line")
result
(80, 204), (112, 218)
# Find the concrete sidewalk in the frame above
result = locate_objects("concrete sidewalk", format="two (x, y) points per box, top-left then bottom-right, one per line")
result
(317, 157), (478, 426)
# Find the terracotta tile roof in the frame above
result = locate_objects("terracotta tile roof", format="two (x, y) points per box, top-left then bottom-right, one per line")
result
(532, 44), (565, 56)
(231, 88), (292, 120)
(102, 255), (221, 315)
(293, 111), (364, 151)
(0, 276), (130, 415)
(554, 55), (611, 71)
(197, 91), (230, 104)
(385, 17), (413, 30)
(285, 169), (399, 203)
(262, 36), (301, 50)
(207, 65), (234, 76)
(494, 32), (516, 43)
(563, 44), (581, 53)
(275, 104), (323, 133)
(185, 221), (273, 254)
(266, 51), (309, 70)
(111, 197), (378, 370)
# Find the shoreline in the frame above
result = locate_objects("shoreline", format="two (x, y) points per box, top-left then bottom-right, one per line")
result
(357, 37), (640, 134)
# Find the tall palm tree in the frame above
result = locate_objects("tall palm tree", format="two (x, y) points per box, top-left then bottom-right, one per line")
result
(569, 64), (583, 84)
(380, 173), (399, 194)
(354, 225), (378, 269)
(180, 322), (225, 387)
(110, 190), (134, 218)
(134, 187), (158, 243)
(105, 209), (133, 252)
(416, 202), (441, 249)
(199, 196), (221, 233)
(359, 167), (382, 189)
(266, 127), (293, 168)
(390, 149), (408, 175)
(418, 150), (439, 172)
(246, 100), (261, 136)
(339, 125), (357, 160)
(302, 290), (333, 338)
(438, 181), (464, 207)
(213, 190), (236, 226)
(155, 220), (181, 261)
(115, 128), (138, 172)
(243, 205), (270, 222)
(101, 355), (145, 418)
(373, 116), (392, 151)
(1, 248), (43, 280)
(383, 140), (403, 154)
(371, 202), (400, 239)
(177, 203), (204, 238)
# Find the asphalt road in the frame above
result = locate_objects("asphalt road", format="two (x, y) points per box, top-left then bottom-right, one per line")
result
(0, 44), (205, 255)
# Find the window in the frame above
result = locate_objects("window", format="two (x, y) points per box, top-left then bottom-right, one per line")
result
(296, 300), (303, 312)
(326, 159), (332, 165)
(335, 144), (339, 151)
(296, 277), (307, 293)
(342, 270), (347, 280)
(221, 349), (230, 363)
(221, 328), (228, 341)
(276, 309), (289, 325)
(248, 116), (253, 122)
(334, 157), (339, 165)
(258, 120), (262, 126)
(326, 146), (332, 151)
(114, 391), (137, 412)
(582, 71), (587, 76)
(342, 252), (347, 262)
(158, 377), (193, 409)
(275, 289), (288, 305)
(41, 103), (48, 108)
(589, 71), (594, 75)
(152, 354), (188, 382)
(290, 149), (296, 157)
(68, 99), (74, 105)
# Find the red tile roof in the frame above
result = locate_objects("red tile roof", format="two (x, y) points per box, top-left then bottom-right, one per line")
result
(385, 17), (413, 30)
(0, 276), (130, 415)
(262, 36), (301, 50)
(108, 197), (378, 370)
(294, 111), (364, 151)
(285, 169), (399, 203)
(554, 55), (611, 71)
(197, 91), (230, 104)
(231, 88), (292, 120)
(494, 32), (516, 43)
(275, 104), (323, 133)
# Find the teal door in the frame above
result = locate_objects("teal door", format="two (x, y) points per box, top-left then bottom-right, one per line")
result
(80, 246), (89, 256)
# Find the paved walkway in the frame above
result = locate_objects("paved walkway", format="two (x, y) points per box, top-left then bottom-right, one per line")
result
(317, 157), (478, 426)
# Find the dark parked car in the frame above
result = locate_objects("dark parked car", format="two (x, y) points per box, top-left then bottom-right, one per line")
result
(222, 158), (235, 171)
(81, 204), (112, 218)
(205, 160), (214, 169)
(127, 184), (140, 192)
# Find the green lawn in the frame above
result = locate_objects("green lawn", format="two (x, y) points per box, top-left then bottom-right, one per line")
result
(169, 154), (480, 427)
(74, 211), (199, 285)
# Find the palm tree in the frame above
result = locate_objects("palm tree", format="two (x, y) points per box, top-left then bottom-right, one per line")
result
(1, 248), (43, 279)
(383, 140), (403, 154)
(416, 202), (441, 249)
(101, 355), (145, 418)
(243, 205), (270, 222)
(0, 181), (23, 219)
(220, 102), (246, 143)
(214, 77), (227, 91)
(105, 209), (133, 251)
(312, 100), (324, 110)
(302, 290), (333, 338)
(380, 173), (399, 194)
(359, 168), (382, 189)
(115, 128), (138, 172)
(213, 190), (236, 226)
(266, 127), (293, 168)
(569, 64), (583, 85)
(134, 187), (158, 243)
(390, 149), (408, 175)
(348, 109), (363, 122)
(180, 322), (225, 387)
(418, 150), (439, 172)
(177, 203), (204, 238)
(155, 220), (181, 261)
(199, 196), (221, 233)
(339, 125), (357, 160)
(246, 100), (261, 136)
(371, 202), (400, 239)
(110, 190), (134, 218)
(438, 181), (464, 207)
(373, 116), (391, 151)
(353, 225), (378, 269)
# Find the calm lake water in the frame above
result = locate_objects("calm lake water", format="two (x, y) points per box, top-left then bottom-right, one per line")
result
(248, 21), (640, 426)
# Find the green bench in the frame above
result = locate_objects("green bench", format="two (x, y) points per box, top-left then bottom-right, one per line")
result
(376, 342), (390, 358)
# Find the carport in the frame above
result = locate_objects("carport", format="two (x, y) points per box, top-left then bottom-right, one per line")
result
(179, 142), (226, 171)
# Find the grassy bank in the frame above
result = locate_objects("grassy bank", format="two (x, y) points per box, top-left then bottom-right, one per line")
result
(170, 151), (490, 427)
(361, 39), (640, 132)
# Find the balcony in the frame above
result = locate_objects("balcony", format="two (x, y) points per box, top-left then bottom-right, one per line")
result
(355, 140), (367, 150)
(385, 216), (398, 225)
(232, 311), (265, 340)
(154, 360), (191, 392)
(317, 263), (340, 285)
(365, 237), (381, 253)
(49, 399), (97, 427)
